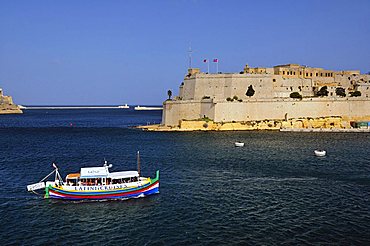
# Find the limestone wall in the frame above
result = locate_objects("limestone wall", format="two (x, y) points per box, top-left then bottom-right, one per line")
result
(163, 98), (370, 126)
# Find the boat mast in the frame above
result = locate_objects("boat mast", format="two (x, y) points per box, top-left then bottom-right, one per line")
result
(137, 151), (141, 176)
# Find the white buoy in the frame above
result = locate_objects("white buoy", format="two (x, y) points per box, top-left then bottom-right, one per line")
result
(235, 142), (245, 147)
(314, 150), (326, 157)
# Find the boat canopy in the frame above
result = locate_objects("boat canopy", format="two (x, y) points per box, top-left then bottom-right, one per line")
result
(80, 167), (108, 178)
(108, 171), (139, 179)
(66, 173), (80, 179)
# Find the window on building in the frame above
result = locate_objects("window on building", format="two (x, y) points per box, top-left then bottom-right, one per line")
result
(273, 79), (276, 82)
(306, 73), (308, 76)
(283, 71), (285, 75)
(316, 73), (318, 76)
(300, 72), (302, 75)
(310, 73), (312, 77)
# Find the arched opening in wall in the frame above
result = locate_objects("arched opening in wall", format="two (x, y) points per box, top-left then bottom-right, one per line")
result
(310, 73), (312, 77)
(273, 79), (276, 82)
(316, 73), (318, 76)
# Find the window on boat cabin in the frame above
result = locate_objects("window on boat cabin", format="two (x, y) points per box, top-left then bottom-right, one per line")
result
(66, 179), (78, 186)
(77, 178), (103, 186)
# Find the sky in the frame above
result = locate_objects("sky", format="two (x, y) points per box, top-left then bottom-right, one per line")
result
(0, 0), (369, 105)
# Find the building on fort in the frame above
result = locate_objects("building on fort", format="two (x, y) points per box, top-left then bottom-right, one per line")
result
(0, 88), (22, 114)
(161, 64), (370, 128)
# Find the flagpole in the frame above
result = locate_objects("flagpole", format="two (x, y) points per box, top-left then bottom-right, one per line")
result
(207, 59), (209, 74)
(216, 60), (218, 74)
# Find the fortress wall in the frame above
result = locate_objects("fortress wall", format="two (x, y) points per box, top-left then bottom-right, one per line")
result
(213, 98), (370, 122)
(182, 73), (369, 101)
(163, 98), (370, 126)
(162, 100), (205, 126)
(180, 78), (196, 100)
(182, 74), (276, 101)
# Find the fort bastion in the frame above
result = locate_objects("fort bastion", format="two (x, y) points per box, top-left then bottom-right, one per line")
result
(161, 64), (370, 129)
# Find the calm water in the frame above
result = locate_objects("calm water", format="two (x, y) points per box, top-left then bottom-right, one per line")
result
(1, 109), (370, 245)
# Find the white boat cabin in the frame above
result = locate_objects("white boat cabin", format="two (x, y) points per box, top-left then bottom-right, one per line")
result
(65, 166), (139, 186)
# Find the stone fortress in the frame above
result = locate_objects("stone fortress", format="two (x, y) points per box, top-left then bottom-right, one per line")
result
(154, 63), (370, 131)
(0, 88), (22, 114)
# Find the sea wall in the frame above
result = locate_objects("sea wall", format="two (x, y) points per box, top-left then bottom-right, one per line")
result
(163, 98), (370, 127)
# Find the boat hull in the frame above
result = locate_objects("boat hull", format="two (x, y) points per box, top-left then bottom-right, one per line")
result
(45, 171), (159, 200)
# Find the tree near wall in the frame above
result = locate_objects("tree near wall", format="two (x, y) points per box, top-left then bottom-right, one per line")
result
(316, 86), (329, 97)
(167, 90), (172, 100)
(350, 91), (361, 97)
(335, 87), (346, 97)
(290, 92), (302, 99)
(246, 85), (255, 97)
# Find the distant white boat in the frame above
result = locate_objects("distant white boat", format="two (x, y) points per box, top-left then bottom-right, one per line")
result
(134, 106), (163, 111)
(235, 142), (245, 147)
(314, 150), (326, 157)
(118, 104), (129, 109)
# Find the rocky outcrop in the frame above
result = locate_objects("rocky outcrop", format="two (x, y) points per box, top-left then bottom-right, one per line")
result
(137, 116), (370, 132)
(0, 89), (22, 114)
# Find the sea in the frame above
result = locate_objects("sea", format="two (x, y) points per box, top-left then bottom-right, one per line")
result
(1, 108), (370, 245)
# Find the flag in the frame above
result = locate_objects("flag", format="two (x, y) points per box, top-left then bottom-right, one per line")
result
(53, 163), (58, 169)
(213, 58), (218, 63)
(203, 59), (208, 63)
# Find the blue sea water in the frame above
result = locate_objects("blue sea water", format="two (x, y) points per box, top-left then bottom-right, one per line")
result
(1, 109), (370, 245)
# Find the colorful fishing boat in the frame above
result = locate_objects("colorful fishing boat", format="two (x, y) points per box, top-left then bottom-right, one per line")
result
(27, 152), (159, 200)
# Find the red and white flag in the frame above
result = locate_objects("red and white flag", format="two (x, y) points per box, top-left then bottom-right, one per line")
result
(213, 58), (218, 63)
(203, 59), (208, 63)
(52, 163), (58, 169)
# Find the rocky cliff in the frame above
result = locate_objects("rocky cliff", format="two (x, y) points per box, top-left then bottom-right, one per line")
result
(0, 89), (22, 114)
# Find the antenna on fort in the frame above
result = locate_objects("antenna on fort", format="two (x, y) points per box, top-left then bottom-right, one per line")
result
(188, 42), (193, 69)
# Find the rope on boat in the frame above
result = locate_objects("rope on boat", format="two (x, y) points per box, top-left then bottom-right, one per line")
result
(39, 169), (56, 182)
(31, 190), (44, 196)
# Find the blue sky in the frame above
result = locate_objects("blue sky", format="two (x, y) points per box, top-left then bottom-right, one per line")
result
(0, 0), (369, 105)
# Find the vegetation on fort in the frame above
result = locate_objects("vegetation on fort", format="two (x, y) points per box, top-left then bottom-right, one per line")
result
(335, 87), (346, 97)
(316, 86), (329, 97)
(167, 90), (172, 100)
(226, 96), (243, 102)
(350, 91), (361, 97)
(290, 92), (302, 99)
(246, 85), (255, 97)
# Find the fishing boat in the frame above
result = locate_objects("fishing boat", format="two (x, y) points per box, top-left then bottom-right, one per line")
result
(235, 142), (245, 147)
(314, 150), (326, 157)
(26, 152), (159, 200)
